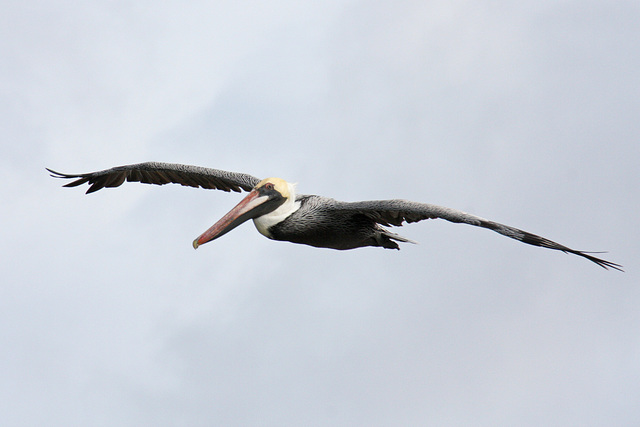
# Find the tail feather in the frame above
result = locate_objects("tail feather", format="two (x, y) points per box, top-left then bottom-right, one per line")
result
(377, 228), (417, 249)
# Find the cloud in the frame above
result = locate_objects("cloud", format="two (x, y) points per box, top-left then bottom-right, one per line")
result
(1, 0), (638, 425)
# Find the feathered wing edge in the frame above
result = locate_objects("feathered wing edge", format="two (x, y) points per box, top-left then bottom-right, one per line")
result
(343, 200), (623, 271)
(47, 162), (261, 194)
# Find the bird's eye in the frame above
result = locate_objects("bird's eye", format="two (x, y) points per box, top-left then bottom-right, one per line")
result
(264, 183), (274, 190)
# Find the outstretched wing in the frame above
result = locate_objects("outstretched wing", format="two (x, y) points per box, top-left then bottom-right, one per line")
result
(342, 199), (623, 271)
(47, 162), (261, 194)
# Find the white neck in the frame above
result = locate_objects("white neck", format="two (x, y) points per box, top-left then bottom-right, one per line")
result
(252, 182), (300, 238)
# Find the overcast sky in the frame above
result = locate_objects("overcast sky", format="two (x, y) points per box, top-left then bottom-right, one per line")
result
(2, 1), (639, 425)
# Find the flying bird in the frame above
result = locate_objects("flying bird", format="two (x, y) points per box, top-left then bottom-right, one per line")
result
(47, 162), (622, 271)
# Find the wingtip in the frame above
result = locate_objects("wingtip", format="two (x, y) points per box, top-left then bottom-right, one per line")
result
(46, 167), (62, 178)
(576, 251), (624, 272)
(603, 261), (624, 272)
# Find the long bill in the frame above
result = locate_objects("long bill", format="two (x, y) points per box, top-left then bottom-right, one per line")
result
(193, 189), (269, 249)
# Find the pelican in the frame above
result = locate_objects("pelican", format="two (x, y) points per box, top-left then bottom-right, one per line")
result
(47, 162), (622, 271)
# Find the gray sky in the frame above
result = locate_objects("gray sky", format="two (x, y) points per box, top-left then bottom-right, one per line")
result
(2, 1), (639, 425)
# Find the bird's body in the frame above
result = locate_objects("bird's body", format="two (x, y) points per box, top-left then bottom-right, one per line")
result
(47, 162), (622, 271)
(260, 195), (410, 250)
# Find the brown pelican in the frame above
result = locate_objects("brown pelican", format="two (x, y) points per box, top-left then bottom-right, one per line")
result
(47, 162), (622, 271)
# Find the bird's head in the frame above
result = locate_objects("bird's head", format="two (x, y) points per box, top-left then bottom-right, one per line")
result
(193, 177), (291, 248)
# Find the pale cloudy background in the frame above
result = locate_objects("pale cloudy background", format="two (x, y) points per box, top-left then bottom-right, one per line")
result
(2, 1), (639, 425)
